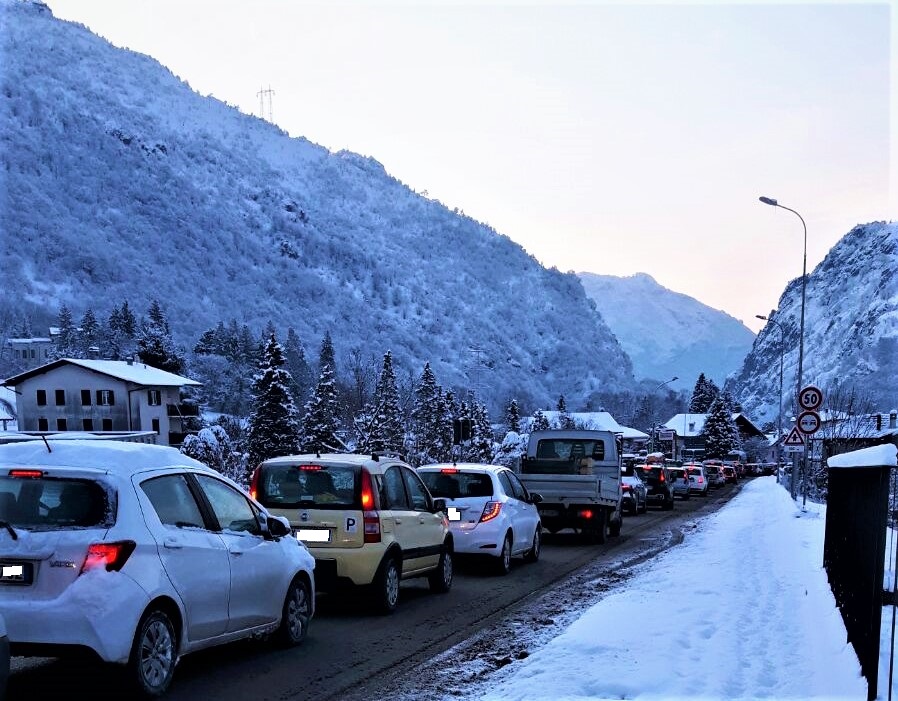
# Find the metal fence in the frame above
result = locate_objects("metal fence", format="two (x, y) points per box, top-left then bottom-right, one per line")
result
(823, 463), (891, 701)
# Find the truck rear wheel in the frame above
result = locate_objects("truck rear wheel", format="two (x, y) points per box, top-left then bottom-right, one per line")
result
(609, 513), (622, 537)
(584, 510), (607, 544)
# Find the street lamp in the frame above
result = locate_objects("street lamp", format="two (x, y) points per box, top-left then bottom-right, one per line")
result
(756, 313), (785, 484)
(759, 196), (808, 501)
(649, 376), (678, 454)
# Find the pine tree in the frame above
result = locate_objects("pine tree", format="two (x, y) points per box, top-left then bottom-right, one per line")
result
(556, 394), (575, 429)
(301, 362), (343, 454)
(506, 399), (521, 434)
(137, 300), (185, 374)
(409, 363), (447, 466)
(531, 409), (550, 432)
(319, 330), (337, 380)
(245, 334), (301, 478)
(52, 305), (78, 359)
(181, 425), (245, 484)
(78, 308), (100, 357)
(353, 351), (404, 454)
(469, 400), (494, 463)
(283, 328), (313, 407)
(701, 395), (739, 459)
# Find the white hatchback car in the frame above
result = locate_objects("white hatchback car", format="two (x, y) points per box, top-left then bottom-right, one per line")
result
(0, 439), (315, 697)
(417, 464), (541, 575)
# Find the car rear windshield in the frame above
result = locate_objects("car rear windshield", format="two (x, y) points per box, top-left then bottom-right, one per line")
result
(523, 438), (608, 474)
(419, 471), (494, 499)
(687, 467), (703, 475)
(256, 463), (357, 509)
(639, 466), (664, 481)
(0, 476), (113, 530)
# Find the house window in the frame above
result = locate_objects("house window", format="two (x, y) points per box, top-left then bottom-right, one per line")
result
(56, 418), (67, 431)
(148, 389), (162, 406)
(81, 389), (92, 406)
(102, 418), (113, 431)
(83, 418), (94, 431)
(96, 390), (115, 406)
(55, 389), (65, 406)
(36, 390), (47, 406)
(38, 418), (48, 431)
(152, 418), (160, 434)
(30, 349), (35, 359)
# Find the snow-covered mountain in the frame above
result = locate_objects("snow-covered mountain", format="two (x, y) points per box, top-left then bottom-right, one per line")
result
(728, 221), (898, 424)
(577, 272), (756, 390)
(0, 0), (635, 412)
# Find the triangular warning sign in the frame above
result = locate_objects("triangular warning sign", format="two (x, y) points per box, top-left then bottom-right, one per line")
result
(783, 427), (805, 446)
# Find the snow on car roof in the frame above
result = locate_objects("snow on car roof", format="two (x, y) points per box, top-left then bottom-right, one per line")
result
(418, 463), (499, 472)
(0, 438), (213, 474)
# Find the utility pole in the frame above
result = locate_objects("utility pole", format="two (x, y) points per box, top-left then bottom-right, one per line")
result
(257, 85), (275, 122)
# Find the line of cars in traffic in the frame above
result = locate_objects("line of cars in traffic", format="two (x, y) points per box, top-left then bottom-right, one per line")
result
(0, 440), (544, 698)
(620, 457), (749, 515)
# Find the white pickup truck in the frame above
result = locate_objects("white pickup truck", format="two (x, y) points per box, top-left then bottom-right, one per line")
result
(515, 429), (623, 543)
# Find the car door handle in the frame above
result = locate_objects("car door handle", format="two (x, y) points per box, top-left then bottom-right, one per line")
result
(228, 548), (244, 556)
(163, 538), (183, 549)
(418, 515), (426, 523)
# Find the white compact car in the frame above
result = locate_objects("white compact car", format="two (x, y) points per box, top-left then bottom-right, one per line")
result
(417, 464), (541, 575)
(0, 439), (315, 697)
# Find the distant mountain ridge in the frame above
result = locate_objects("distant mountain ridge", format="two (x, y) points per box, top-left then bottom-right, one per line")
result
(578, 272), (756, 390)
(728, 221), (898, 423)
(0, 0), (635, 412)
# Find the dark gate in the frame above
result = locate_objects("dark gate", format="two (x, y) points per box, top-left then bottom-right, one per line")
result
(824, 464), (891, 701)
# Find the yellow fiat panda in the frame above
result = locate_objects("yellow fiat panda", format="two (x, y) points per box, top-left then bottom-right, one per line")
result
(251, 453), (453, 613)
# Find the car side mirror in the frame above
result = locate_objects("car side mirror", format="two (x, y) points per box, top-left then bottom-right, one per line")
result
(267, 515), (291, 538)
(432, 498), (447, 514)
(529, 492), (543, 504)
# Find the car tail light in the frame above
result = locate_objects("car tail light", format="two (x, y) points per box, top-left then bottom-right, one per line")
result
(249, 466), (261, 501)
(578, 509), (594, 519)
(81, 541), (136, 573)
(440, 468), (459, 474)
(622, 485), (632, 493)
(361, 468), (381, 543)
(8, 469), (42, 478)
(659, 472), (665, 482)
(479, 501), (502, 523)
(298, 464), (323, 471)
(699, 477), (704, 484)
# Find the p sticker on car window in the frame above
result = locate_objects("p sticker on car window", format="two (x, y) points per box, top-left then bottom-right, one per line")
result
(345, 516), (357, 533)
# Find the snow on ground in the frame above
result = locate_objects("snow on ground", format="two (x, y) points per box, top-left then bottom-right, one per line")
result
(466, 477), (871, 700)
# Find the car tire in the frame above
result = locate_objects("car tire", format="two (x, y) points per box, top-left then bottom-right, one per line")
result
(586, 511), (607, 544)
(524, 527), (541, 563)
(428, 543), (453, 593)
(128, 608), (177, 698)
(374, 556), (402, 614)
(275, 577), (312, 647)
(639, 498), (647, 514)
(609, 514), (622, 537)
(683, 492), (691, 501)
(663, 497), (674, 511)
(494, 533), (513, 575)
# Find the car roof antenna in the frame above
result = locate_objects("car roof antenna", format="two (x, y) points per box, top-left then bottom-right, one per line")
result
(41, 435), (52, 453)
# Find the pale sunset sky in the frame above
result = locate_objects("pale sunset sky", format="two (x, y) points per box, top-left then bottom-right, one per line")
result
(46, 0), (896, 333)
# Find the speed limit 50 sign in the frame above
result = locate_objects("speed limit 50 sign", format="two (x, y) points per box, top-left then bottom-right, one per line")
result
(799, 385), (824, 411)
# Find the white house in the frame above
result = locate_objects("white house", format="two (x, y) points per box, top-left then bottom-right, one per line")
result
(2, 358), (201, 447)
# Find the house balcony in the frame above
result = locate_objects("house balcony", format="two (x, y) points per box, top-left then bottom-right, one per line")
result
(166, 403), (200, 418)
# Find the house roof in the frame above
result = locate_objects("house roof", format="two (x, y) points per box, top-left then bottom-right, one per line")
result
(522, 411), (649, 440)
(3, 358), (201, 388)
(664, 412), (765, 438)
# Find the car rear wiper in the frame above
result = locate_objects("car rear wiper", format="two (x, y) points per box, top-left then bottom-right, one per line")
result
(0, 520), (19, 540)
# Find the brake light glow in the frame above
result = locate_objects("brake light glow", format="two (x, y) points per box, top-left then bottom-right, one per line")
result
(249, 466), (261, 501)
(578, 509), (594, 519)
(479, 501), (502, 523)
(81, 541), (136, 573)
(699, 477), (704, 484)
(361, 469), (380, 543)
(9, 470), (42, 478)
(659, 472), (665, 482)
(622, 485), (632, 492)
(440, 468), (459, 474)
(298, 464), (323, 471)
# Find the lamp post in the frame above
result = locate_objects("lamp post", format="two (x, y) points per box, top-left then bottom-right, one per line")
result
(649, 376), (678, 455)
(759, 196), (807, 501)
(756, 313), (785, 484)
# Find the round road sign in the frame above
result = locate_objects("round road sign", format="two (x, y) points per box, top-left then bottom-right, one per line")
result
(797, 410), (821, 434)
(798, 385), (824, 411)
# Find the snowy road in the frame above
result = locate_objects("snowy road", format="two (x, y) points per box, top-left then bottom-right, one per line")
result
(6, 485), (742, 701)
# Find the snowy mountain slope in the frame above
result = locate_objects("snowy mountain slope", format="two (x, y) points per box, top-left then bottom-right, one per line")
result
(578, 272), (755, 389)
(729, 221), (898, 423)
(0, 0), (634, 411)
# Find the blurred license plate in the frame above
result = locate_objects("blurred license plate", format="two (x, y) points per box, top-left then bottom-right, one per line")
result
(296, 529), (330, 543)
(539, 509), (560, 518)
(0, 561), (31, 584)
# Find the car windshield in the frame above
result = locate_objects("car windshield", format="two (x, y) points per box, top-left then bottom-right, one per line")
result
(419, 471), (493, 499)
(687, 468), (702, 476)
(0, 476), (113, 530)
(639, 466), (664, 481)
(256, 463), (357, 508)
